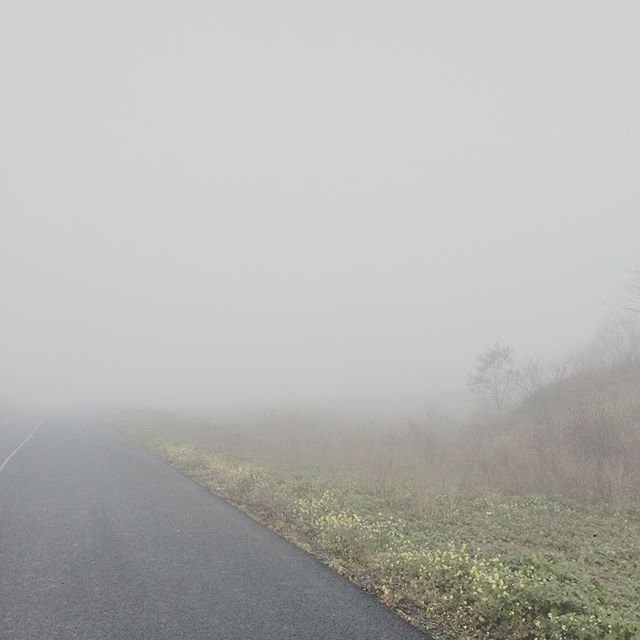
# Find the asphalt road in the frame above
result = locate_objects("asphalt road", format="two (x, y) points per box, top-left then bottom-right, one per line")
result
(0, 418), (426, 639)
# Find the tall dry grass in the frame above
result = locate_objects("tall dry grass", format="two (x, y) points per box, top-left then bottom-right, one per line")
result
(117, 359), (640, 509)
(115, 311), (640, 508)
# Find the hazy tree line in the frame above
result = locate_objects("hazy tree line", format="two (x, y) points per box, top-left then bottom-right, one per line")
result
(469, 270), (640, 414)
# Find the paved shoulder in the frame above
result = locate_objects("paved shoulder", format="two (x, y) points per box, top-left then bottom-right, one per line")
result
(0, 419), (426, 639)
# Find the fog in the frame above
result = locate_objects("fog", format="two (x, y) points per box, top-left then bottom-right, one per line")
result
(2, 1), (639, 413)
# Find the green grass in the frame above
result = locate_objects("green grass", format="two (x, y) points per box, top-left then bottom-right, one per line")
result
(140, 437), (640, 640)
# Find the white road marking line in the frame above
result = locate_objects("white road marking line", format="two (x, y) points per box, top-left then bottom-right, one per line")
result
(0, 420), (44, 474)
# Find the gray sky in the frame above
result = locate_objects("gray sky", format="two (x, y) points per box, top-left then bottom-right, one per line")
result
(1, 1), (639, 411)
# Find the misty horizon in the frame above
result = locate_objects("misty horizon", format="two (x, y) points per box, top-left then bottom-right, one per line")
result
(2, 2), (639, 412)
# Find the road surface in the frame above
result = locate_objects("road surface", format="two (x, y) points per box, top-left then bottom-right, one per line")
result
(0, 418), (426, 639)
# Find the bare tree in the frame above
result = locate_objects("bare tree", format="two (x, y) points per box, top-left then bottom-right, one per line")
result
(514, 358), (548, 397)
(468, 343), (519, 413)
(587, 314), (640, 366)
(514, 354), (572, 398)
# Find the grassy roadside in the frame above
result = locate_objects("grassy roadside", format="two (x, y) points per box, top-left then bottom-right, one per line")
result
(130, 433), (640, 640)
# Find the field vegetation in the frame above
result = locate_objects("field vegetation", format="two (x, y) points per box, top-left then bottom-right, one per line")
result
(118, 306), (640, 639)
